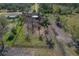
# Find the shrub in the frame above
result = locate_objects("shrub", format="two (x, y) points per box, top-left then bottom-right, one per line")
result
(11, 28), (17, 35)
(7, 34), (14, 41)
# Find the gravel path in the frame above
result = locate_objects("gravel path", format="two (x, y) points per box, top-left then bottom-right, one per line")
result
(49, 21), (76, 56)
(5, 47), (56, 56)
(52, 22), (73, 44)
(6, 47), (32, 56)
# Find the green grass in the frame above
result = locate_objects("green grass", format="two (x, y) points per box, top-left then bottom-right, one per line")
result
(66, 14), (79, 38)
(14, 31), (47, 47)
(32, 48), (54, 56)
(2, 18), (19, 47)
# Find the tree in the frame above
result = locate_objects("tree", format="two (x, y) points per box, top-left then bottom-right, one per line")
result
(40, 17), (49, 28)
(0, 17), (8, 41)
(0, 17), (8, 29)
(0, 3), (32, 12)
(39, 4), (53, 14)
(53, 4), (61, 14)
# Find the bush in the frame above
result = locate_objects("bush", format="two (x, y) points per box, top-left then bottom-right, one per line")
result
(7, 34), (14, 41)
(75, 49), (79, 55)
(39, 35), (43, 41)
(11, 28), (17, 35)
(53, 4), (61, 14)
(74, 8), (79, 13)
